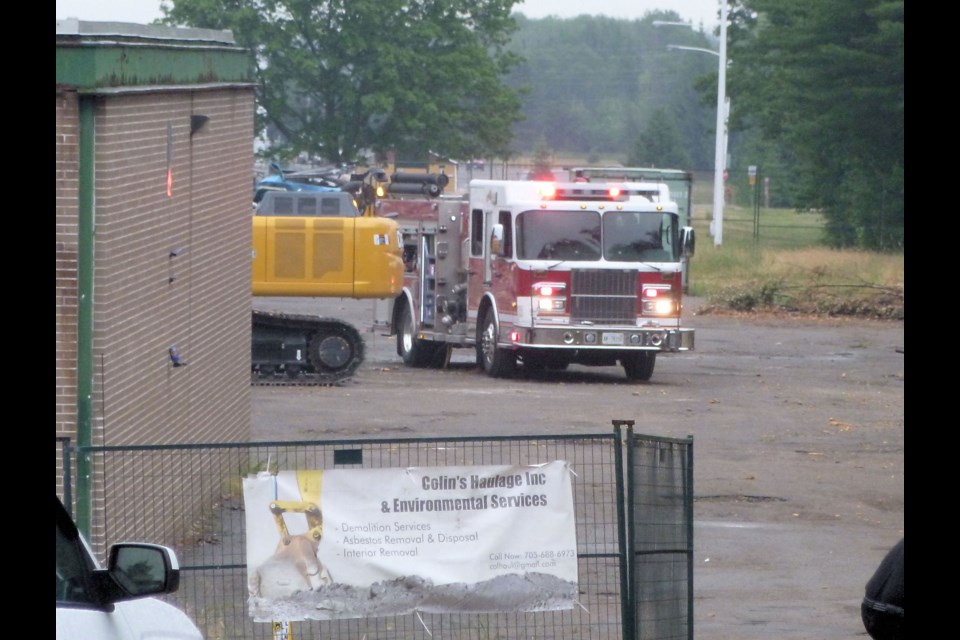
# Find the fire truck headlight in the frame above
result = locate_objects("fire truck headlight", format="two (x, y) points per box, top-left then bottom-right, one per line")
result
(534, 282), (567, 313)
(538, 297), (566, 312)
(641, 296), (676, 315)
(654, 298), (674, 314)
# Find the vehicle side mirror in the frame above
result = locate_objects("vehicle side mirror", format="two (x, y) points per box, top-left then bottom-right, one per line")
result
(103, 543), (181, 601)
(680, 226), (696, 258)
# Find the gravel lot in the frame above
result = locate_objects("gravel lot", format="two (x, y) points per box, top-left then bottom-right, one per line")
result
(252, 295), (904, 640)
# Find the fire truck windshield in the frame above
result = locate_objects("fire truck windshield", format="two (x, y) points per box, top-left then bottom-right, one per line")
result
(602, 211), (678, 262)
(518, 210), (601, 260)
(516, 209), (679, 262)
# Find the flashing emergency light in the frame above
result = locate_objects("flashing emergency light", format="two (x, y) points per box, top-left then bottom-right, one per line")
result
(608, 186), (621, 197)
(535, 282), (566, 296)
(534, 282), (567, 312)
(537, 184), (557, 198)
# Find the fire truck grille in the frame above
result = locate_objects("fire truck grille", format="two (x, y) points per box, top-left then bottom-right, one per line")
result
(570, 269), (637, 324)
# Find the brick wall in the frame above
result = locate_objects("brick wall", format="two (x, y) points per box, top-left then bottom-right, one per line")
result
(56, 85), (255, 545)
(90, 89), (253, 448)
(56, 89), (80, 442)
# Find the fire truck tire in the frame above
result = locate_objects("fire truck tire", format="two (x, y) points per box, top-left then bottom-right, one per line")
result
(622, 352), (656, 381)
(479, 311), (516, 377)
(398, 302), (439, 368)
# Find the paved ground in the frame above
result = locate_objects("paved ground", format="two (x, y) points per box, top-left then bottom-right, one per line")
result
(252, 296), (904, 639)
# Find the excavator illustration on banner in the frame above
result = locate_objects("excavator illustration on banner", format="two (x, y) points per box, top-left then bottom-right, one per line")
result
(248, 471), (333, 599)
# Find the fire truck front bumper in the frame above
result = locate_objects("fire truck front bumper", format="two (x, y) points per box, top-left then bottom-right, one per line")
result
(520, 326), (695, 352)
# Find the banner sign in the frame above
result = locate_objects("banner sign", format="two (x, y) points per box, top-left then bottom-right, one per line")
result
(243, 461), (578, 621)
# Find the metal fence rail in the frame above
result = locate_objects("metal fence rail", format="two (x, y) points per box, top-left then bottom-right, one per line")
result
(58, 427), (693, 640)
(628, 431), (695, 640)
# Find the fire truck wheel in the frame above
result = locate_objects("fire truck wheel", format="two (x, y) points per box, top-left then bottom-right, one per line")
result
(478, 311), (516, 377)
(622, 352), (656, 381)
(398, 302), (439, 368)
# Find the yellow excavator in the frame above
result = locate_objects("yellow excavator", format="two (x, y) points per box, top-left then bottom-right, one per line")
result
(251, 168), (403, 384)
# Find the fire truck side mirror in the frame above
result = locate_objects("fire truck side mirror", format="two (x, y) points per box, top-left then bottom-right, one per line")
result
(490, 224), (505, 256)
(680, 226), (696, 258)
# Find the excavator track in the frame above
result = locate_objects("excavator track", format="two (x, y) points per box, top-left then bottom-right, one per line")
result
(250, 371), (353, 388)
(251, 310), (366, 387)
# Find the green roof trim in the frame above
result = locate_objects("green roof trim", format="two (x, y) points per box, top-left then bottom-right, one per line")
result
(56, 20), (254, 91)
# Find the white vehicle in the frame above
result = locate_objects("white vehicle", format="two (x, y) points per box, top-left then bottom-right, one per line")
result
(380, 177), (695, 381)
(56, 495), (203, 640)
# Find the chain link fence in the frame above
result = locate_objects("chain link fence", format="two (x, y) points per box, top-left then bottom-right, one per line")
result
(57, 424), (692, 640)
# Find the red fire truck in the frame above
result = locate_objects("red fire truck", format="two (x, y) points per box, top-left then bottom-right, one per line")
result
(376, 176), (696, 381)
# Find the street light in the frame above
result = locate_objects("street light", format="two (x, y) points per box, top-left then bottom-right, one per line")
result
(666, 44), (719, 57)
(654, 3), (728, 246)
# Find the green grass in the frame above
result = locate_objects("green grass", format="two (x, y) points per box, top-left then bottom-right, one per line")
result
(687, 202), (904, 319)
(530, 164), (903, 319)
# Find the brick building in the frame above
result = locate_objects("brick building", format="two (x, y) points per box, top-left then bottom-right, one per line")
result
(56, 20), (256, 540)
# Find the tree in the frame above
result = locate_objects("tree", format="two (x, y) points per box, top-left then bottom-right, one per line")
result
(504, 13), (717, 169)
(626, 108), (690, 168)
(727, 0), (903, 249)
(160, 0), (525, 164)
(526, 135), (554, 179)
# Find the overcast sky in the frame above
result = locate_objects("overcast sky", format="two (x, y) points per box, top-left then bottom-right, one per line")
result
(56, 0), (720, 29)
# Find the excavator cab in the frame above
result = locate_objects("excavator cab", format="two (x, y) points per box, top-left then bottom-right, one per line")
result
(251, 169), (403, 382)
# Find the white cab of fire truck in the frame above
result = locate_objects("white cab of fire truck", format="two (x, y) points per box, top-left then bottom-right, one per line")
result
(388, 177), (695, 381)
